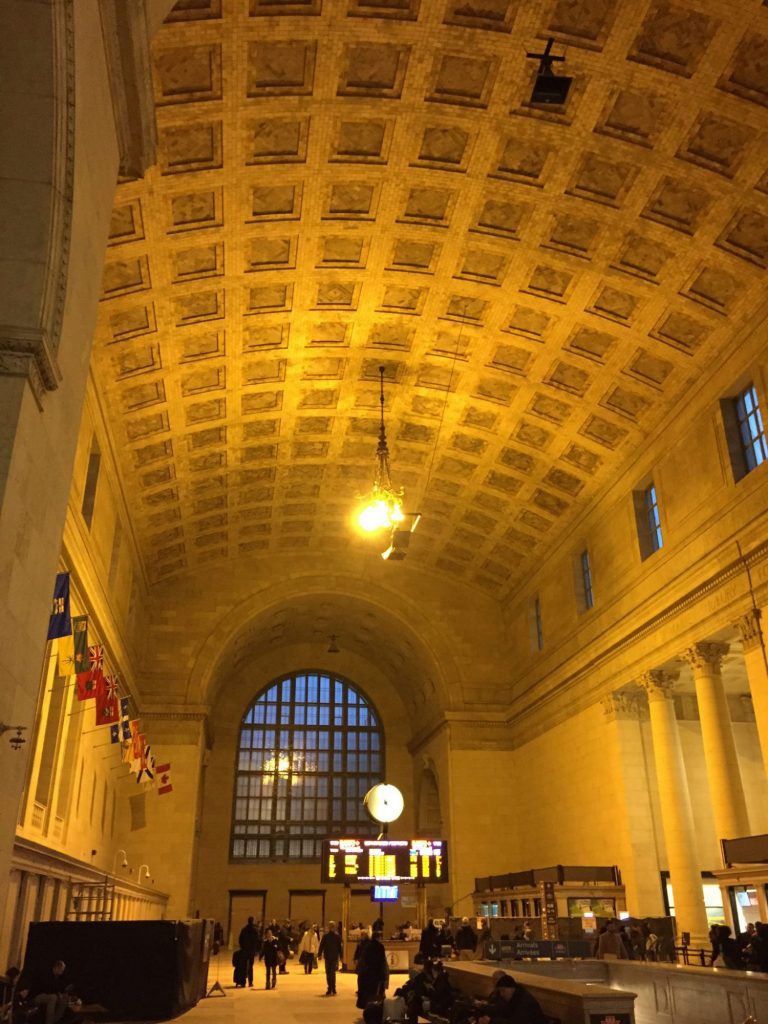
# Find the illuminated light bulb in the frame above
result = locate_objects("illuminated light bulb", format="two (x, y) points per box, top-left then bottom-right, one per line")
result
(358, 499), (391, 532)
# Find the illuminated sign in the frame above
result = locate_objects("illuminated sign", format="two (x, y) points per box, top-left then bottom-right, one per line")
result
(321, 838), (448, 884)
(372, 884), (399, 901)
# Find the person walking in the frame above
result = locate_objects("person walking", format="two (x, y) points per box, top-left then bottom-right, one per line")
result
(298, 924), (319, 974)
(318, 920), (343, 996)
(276, 922), (291, 974)
(238, 915), (260, 988)
(259, 928), (280, 990)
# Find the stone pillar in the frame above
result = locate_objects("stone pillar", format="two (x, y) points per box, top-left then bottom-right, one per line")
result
(641, 670), (709, 944)
(600, 692), (665, 917)
(683, 641), (750, 840)
(738, 609), (768, 781)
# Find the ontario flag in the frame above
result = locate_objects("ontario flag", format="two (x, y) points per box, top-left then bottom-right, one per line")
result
(72, 617), (89, 674)
(95, 674), (119, 726)
(76, 642), (103, 700)
(156, 763), (173, 796)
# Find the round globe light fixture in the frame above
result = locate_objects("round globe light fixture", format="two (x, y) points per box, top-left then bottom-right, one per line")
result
(364, 782), (405, 824)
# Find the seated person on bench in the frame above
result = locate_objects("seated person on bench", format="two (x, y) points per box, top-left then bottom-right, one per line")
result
(475, 974), (546, 1024)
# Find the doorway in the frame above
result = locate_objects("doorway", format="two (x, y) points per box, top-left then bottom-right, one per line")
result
(289, 889), (325, 928)
(228, 889), (267, 947)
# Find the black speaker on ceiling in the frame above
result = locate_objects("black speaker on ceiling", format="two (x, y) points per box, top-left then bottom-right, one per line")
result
(530, 72), (572, 105)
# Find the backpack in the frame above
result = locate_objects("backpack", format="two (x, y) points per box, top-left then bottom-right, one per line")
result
(363, 1002), (384, 1024)
(383, 995), (407, 1022)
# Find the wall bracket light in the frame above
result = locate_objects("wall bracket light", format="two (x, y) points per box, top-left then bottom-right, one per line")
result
(0, 723), (27, 751)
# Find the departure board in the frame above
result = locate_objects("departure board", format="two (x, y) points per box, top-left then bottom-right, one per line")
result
(320, 838), (448, 883)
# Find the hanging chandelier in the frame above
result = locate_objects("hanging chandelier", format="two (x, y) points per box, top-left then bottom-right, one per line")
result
(356, 366), (405, 533)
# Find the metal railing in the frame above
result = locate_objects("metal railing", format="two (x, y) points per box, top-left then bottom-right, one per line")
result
(674, 945), (711, 966)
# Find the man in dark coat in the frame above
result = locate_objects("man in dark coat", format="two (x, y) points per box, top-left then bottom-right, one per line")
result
(318, 920), (343, 996)
(455, 917), (477, 960)
(238, 916), (260, 987)
(356, 930), (388, 1010)
(476, 974), (546, 1024)
(419, 920), (442, 959)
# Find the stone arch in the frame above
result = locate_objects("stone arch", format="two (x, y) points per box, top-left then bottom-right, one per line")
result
(183, 570), (468, 713)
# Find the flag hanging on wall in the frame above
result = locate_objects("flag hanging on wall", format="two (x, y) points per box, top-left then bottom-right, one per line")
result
(128, 728), (145, 772)
(156, 763), (173, 795)
(109, 723), (121, 744)
(46, 573), (72, 640)
(119, 697), (131, 741)
(137, 744), (155, 784)
(56, 635), (74, 677)
(95, 674), (119, 726)
(72, 616), (88, 673)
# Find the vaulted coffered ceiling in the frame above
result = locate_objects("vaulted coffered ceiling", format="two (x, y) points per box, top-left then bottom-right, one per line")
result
(93, 0), (768, 596)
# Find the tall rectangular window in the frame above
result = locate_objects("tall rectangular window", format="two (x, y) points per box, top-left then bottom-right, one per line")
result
(634, 481), (664, 560)
(108, 520), (123, 589)
(645, 484), (663, 552)
(580, 549), (594, 610)
(81, 436), (101, 529)
(534, 596), (544, 651)
(735, 384), (767, 473)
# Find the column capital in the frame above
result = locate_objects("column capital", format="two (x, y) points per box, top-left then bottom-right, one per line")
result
(601, 691), (642, 722)
(737, 608), (763, 653)
(683, 641), (729, 673)
(640, 669), (679, 702)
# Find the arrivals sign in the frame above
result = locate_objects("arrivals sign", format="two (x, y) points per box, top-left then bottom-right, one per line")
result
(320, 838), (448, 883)
(540, 880), (558, 940)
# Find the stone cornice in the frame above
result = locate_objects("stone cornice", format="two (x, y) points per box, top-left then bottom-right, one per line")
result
(140, 704), (210, 721)
(13, 835), (168, 900)
(0, 327), (62, 407)
(98, 0), (157, 178)
(409, 709), (511, 752)
(509, 538), (768, 735)
(0, 0), (74, 403)
(45, 0), (75, 363)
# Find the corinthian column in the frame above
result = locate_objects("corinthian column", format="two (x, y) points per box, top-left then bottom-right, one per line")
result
(641, 670), (709, 945)
(683, 641), (750, 841)
(738, 609), (768, 782)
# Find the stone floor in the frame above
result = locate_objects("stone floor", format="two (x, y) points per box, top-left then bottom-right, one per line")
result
(189, 962), (370, 1024)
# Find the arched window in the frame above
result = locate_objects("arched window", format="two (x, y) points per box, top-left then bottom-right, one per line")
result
(231, 671), (384, 860)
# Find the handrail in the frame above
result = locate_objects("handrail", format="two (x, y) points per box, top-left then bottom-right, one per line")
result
(674, 945), (711, 967)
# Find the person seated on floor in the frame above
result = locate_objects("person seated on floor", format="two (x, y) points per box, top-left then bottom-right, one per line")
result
(1, 967), (25, 1024)
(474, 974), (546, 1024)
(18, 961), (81, 1024)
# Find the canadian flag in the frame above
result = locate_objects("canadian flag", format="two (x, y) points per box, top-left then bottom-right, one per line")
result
(157, 763), (173, 795)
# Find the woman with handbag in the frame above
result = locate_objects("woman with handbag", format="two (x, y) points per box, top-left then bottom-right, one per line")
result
(298, 925), (320, 974)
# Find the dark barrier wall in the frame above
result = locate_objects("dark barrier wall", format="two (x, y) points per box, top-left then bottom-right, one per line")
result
(23, 920), (211, 1020)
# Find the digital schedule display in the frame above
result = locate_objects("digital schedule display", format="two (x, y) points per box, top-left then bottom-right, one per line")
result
(321, 838), (448, 883)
